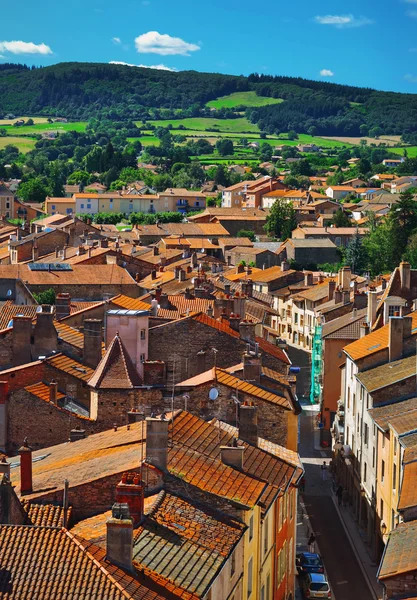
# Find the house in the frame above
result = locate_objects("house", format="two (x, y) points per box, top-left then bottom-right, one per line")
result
(382, 158), (405, 168)
(325, 186), (356, 200)
(0, 183), (15, 218)
(249, 265), (304, 294)
(222, 177), (285, 209)
(378, 521), (417, 599)
(292, 226), (368, 248)
(158, 188), (206, 212)
(296, 143), (320, 153)
(226, 247), (281, 269)
(278, 238), (340, 268)
(342, 178), (367, 188)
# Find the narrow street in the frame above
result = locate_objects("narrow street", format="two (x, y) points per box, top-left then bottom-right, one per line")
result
(297, 404), (374, 600)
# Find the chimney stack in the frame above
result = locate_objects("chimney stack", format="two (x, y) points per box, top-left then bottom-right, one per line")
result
(49, 380), (58, 405)
(241, 279), (253, 297)
(389, 317), (405, 362)
(239, 402), (258, 446)
(236, 264), (245, 274)
(33, 306), (57, 358)
(367, 291), (378, 327)
(56, 293), (71, 320)
(400, 261), (411, 292)
(0, 381), (8, 452)
(106, 503), (133, 572)
(328, 280), (336, 301)
(159, 293), (170, 309)
(339, 266), (351, 292)
(304, 271), (313, 286)
(32, 240), (38, 262)
(115, 472), (144, 526)
(146, 416), (169, 471)
(220, 443), (245, 470)
(334, 288), (342, 304)
(243, 346), (262, 383)
(360, 322), (370, 338)
(239, 320), (256, 345)
(229, 313), (240, 332)
(19, 438), (32, 494)
(83, 319), (103, 369)
(12, 316), (33, 366)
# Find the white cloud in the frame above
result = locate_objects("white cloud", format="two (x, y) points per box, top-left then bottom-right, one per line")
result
(135, 31), (200, 56)
(112, 37), (121, 44)
(320, 69), (334, 77)
(314, 14), (373, 28)
(109, 60), (178, 72)
(0, 40), (52, 55)
(405, 73), (417, 83)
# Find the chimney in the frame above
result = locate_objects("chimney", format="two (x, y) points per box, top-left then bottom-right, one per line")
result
(334, 288), (342, 304)
(63, 246), (68, 260)
(360, 322), (370, 338)
(49, 380), (58, 405)
(87, 246), (92, 258)
(115, 472), (144, 526)
(174, 265), (181, 280)
(127, 410), (145, 424)
(178, 269), (186, 282)
(239, 402), (258, 446)
(150, 298), (158, 317)
(153, 246), (159, 256)
(69, 429), (86, 442)
(0, 456), (10, 479)
(400, 262), (411, 291)
(229, 314), (240, 332)
(243, 346), (262, 383)
(342, 291), (350, 304)
(55, 247), (59, 259)
(207, 306), (214, 318)
(12, 316), (33, 366)
(151, 269), (157, 280)
(239, 321), (256, 345)
(304, 271), (313, 286)
(328, 280), (336, 301)
(241, 279), (253, 297)
(224, 283), (231, 296)
(191, 252), (198, 268)
(236, 264), (245, 274)
(220, 444), (245, 470)
(389, 317), (404, 362)
(159, 293), (170, 309)
(56, 293), (71, 320)
(100, 238), (109, 249)
(32, 240), (38, 262)
(83, 319), (103, 369)
(19, 438), (32, 494)
(33, 306), (57, 358)
(0, 381), (8, 452)
(106, 503), (133, 572)
(281, 260), (289, 272)
(155, 287), (162, 302)
(339, 267), (351, 292)
(146, 416), (169, 471)
(367, 291), (378, 327)
(381, 278), (387, 291)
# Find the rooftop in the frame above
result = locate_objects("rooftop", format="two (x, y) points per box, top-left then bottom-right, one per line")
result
(369, 397), (417, 432)
(379, 521), (417, 580)
(356, 355), (417, 393)
(88, 334), (143, 389)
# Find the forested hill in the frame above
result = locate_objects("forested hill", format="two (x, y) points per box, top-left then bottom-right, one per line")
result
(1, 62), (417, 137)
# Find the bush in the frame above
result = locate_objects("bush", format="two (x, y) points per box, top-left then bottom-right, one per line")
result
(237, 229), (256, 242)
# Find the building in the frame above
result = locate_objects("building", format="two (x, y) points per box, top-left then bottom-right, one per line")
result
(382, 158), (405, 168)
(278, 238), (340, 268)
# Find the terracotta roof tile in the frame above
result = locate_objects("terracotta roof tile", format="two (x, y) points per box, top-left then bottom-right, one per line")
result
(46, 353), (95, 382)
(379, 521), (417, 580)
(356, 355), (417, 393)
(25, 382), (65, 402)
(22, 501), (72, 527)
(0, 264), (136, 286)
(399, 462), (417, 511)
(89, 334), (142, 389)
(369, 397), (417, 432)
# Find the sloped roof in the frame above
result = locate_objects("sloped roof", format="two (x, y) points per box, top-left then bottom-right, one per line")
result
(88, 335), (142, 389)
(379, 521), (417, 580)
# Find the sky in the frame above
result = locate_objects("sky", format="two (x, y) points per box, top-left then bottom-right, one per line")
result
(1, 0), (417, 93)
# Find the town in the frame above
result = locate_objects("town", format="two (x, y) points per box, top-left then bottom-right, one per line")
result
(1, 46), (417, 600)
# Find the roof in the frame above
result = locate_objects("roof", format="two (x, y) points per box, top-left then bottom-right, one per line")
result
(217, 237), (254, 248)
(344, 311), (417, 361)
(46, 353), (95, 382)
(22, 501), (72, 528)
(88, 334), (142, 389)
(379, 521), (417, 580)
(285, 238), (337, 248)
(322, 308), (367, 340)
(294, 281), (331, 303)
(369, 397), (417, 432)
(250, 266), (297, 284)
(0, 525), (163, 600)
(399, 462), (417, 511)
(176, 367), (293, 410)
(295, 226), (368, 235)
(25, 382), (65, 403)
(0, 264), (136, 286)
(356, 355), (417, 393)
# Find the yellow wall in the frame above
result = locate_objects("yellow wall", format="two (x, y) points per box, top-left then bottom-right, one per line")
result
(242, 506), (261, 600)
(45, 199), (75, 215)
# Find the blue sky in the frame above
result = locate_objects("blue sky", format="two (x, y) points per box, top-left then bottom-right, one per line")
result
(1, 0), (417, 92)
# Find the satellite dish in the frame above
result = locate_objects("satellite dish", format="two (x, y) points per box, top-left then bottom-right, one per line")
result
(209, 387), (219, 401)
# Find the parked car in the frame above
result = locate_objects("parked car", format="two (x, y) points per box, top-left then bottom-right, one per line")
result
(296, 552), (324, 576)
(301, 573), (331, 598)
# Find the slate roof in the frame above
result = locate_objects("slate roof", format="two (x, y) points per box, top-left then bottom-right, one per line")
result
(356, 355), (417, 393)
(379, 521), (417, 580)
(322, 308), (367, 340)
(88, 335), (142, 389)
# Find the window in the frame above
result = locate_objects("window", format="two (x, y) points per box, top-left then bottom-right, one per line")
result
(247, 558), (253, 597)
(388, 305), (401, 317)
(283, 494), (287, 522)
(230, 551), (236, 577)
(140, 353), (145, 363)
(382, 435), (385, 449)
(52, 205), (56, 210)
(364, 423), (369, 446)
(248, 515), (254, 541)
(6, 202), (9, 209)
(394, 438), (397, 456)
(195, 201), (200, 207)
(261, 586), (265, 600)
(347, 389), (350, 410)
(381, 460), (385, 483)
(263, 516), (268, 555)
(87, 204), (91, 210)
(278, 498), (283, 530)
(266, 574), (270, 600)
(393, 463), (397, 491)
(140, 329), (146, 340)
(294, 313), (298, 325)
(66, 208), (72, 215)
(380, 499), (384, 521)
(346, 426), (350, 447)
(80, 203), (84, 209)
(364, 462), (367, 482)
(372, 447), (376, 469)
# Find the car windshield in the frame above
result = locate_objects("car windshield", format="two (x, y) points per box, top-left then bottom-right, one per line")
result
(305, 557), (321, 566)
(311, 582), (330, 592)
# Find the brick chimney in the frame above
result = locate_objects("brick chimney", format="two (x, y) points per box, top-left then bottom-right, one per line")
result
(239, 320), (256, 345)
(241, 279), (253, 297)
(115, 472), (144, 526)
(33, 306), (57, 358)
(12, 316), (32, 366)
(239, 402), (258, 446)
(146, 416), (169, 471)
(56, 293), (71, 320)
(338, 266), (351, 292)
(151, 269), (157, 280)
(235, 264), (244, 274)
(106, 503), (133, 571)
(328, 280), (336, 301)
(83, 319), (103, 369)
(360, 322), (370, 338)
(100, 238), (109, 249)
(281, 260), (289, 272)
(334, 288), (342, 304)
(0, 381), (8, 452)
(220, 443), (245, 470)
(304, 271), (313, 286)
(388, 316), (407, 362)
(243, 344), (261, 383)
(159, 293), (170, 309)
(229, 313), (240, 332)
(32, 240), (38, 262)
(178, 269), (186, 282)
(367, 291), (378, 327)
(19, 438), (32, 494)
(191, 252), (198, 268)
(49, 380), (58, 404)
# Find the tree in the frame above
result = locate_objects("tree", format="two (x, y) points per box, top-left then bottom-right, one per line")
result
(215, 139), (234, 156)
(26, 118), (34, 126)
(153, 174), (173, 192)
(345, 231), (368, 273)
(237, 229), (256, 242)
(288, 130), (298, 140)
(17, 177), (50, 203)
(332, 208), (352, 227)
(265, 199), (297, 240)
(33, 288), (56, 305)
(214, 165), (229, 187)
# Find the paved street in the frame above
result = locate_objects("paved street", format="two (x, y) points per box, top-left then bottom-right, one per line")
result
(297, 404), (374, 600)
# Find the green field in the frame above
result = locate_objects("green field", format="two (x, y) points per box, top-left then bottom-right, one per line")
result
(206, 91), (283, 109)
(2, 121), (87, 135)
(0, 116), (49, 126)
(128, 135), (160, 146)
(387, 146), (417, 157)
(0, 136), (37, 153)
(145, 117), (261, 133)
